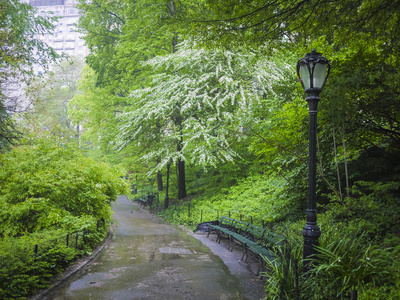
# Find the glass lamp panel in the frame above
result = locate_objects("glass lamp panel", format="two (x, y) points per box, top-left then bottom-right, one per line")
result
(312, 63), (328, 89)
(300, 63), (311, 89)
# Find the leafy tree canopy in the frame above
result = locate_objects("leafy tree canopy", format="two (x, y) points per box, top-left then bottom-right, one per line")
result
(76, 0), (183, 92)
(183, 0), (400, 47)
(114, 40), (290, 170)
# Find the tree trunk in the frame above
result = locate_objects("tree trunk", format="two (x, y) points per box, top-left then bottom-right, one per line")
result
(333, 126), (343, 202)
(341, 128), (350, 198)
(157, 170), (163, 191)
(177, 138), (187, 199)
(168, 0), (186, 199)
(168, 0), (178, 54)
(172, 98), (186, 199)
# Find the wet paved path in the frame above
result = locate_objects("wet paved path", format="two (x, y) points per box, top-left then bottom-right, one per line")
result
(45, 196), (265, 300)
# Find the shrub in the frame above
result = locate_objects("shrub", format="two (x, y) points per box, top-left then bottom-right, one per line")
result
(0, 133), (128, 298)
(0, 133), (128, 237)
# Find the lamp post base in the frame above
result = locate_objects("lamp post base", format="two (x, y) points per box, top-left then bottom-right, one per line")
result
(302, 209), (321, 271)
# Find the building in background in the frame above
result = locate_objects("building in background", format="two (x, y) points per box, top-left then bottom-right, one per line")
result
(4, 0), (88, 113)
(29, 0), (89, 74)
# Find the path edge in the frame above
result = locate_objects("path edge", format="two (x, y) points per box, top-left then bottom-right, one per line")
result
(29, 231), (113, 300)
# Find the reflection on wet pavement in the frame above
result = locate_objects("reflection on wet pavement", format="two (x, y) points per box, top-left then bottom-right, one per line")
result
(45, 196), (264, 300)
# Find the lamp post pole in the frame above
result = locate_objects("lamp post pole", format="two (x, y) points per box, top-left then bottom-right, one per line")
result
(302, 87), (322, 266)
(297, 50), (331, 269)
(164, 161), (171, 210)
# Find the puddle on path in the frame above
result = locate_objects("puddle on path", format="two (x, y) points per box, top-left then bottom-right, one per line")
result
(45, 196), (264, 300)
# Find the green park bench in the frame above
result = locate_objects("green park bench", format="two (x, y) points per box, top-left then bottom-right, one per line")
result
(243, 223), (286, 274)
(208, 216), (286, 275)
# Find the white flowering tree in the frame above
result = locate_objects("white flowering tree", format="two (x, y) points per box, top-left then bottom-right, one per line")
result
(116, 41), (289, 199)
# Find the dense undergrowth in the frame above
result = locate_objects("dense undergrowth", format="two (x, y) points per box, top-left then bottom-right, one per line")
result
(152, 173), (303, 231)
(0, 133), (128, 299)
(0, 227), (106, 299)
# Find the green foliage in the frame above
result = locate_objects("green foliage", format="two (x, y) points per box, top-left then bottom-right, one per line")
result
(0, 0), (59, 78)
(184, 0), (400, 50)
(263, 228), (399, 299)
(359, 281), (400, 300)
(263, 238), (303, 300)
(76, 0), (179, 92)
(323, 181), (400, 241)
(306, 233), (394, 299)
(116, 41), (289, 171)
(68, 66), (121, 152)
(0, 131), (128, 298)
(0, 227), (107, 299)
(0, 0), (60, 148)
(157, 170), (304, 230)
(204, 174), (302, 222)
(0, 132), (127, 237)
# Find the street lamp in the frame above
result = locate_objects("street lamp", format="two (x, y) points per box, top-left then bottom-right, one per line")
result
(164, 160), (171, 210)
(296, 50), (331, 268)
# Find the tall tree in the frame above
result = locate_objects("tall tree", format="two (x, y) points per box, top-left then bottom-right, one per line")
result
(76, 0), (196, 197)
(0, 0), (59, 147)
(116, 41), (289, 198)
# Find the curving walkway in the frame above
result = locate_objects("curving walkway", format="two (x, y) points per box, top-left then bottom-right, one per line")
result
(44, 195), (265, 300)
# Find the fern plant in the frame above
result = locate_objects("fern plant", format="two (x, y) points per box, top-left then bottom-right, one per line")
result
(304, 233), (393, 299)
